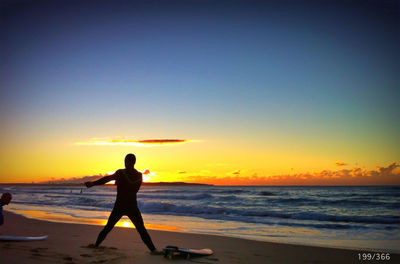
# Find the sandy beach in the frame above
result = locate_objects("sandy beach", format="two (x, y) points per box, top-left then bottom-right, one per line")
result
(0, 211), (397, 264)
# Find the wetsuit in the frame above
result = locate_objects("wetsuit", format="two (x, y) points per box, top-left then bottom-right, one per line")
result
(92, 168), (155, 251)
(0, 204), (4, 225)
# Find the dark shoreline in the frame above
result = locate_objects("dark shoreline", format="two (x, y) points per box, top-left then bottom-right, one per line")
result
(0, 182), (213, 187)
(1, 183), (399, 187)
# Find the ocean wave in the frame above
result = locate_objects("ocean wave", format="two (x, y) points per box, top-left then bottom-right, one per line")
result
(260, 196), (397, 208)
(214, 189), (248, 194)
(138, 193), (213, 201)
(12, 195), (114, 211)
(289, 212), (400, 225)
(43, 194), (70, 199)
(7, 185), (400, 231)
(269, 197), (314, 204)
(215, 195), (237, 201)
(274, 221), (367, 230)
(137, 201), (400, 225)
(258, 191), (276, 196)
(138, 201), (227, 215)
(140, 189), (202, 194)
(320, 199), (396, 207)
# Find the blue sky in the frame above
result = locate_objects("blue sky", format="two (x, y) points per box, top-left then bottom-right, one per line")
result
(1, 0), (399, 182)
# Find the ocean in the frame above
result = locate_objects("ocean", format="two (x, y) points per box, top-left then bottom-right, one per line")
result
(1, 184), (399, 252)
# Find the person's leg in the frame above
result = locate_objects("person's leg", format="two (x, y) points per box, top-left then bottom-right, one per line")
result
(95, 208), (122, 247)
(127, 206), (156, 252)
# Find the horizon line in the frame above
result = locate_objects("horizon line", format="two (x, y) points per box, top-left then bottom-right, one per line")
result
(0, 182), (399, 187)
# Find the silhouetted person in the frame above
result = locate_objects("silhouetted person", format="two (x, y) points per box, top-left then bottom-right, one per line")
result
(0, 193), (12, 225)
(84, 154), (161, 254)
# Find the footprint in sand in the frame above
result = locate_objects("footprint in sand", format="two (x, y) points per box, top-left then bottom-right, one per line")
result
(60, 254), (77, 264)
(30, 247), (48, 257)
(3, 243), (11, 249)
(81, 244), (97, 249)
(30, 247), (48, 253)
(89, 260), (108, 264)
(81, 244), (128, 263)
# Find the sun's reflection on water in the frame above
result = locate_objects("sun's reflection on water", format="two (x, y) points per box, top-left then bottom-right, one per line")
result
(8, 208), (180, 232)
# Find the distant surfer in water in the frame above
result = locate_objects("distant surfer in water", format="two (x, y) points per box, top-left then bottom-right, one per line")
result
(0, 193), (12, 225)
(84, 154), (162, 254)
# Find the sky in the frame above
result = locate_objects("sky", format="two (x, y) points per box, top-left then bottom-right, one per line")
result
(1, 0), (399, 185)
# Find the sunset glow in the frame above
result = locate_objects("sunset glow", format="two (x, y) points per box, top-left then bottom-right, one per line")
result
(102, 169), (153, 183)
(120, 221), (133, 228)
(141, 169), (155, 182)
(1, 1), (398, 186)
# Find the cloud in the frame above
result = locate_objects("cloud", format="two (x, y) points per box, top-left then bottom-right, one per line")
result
(223, 170), (240, 176)
(266, 162), (400, 185)
(141, 168), (157, 176)
(335, 161), (347, 166)
(135, 139), (186, 144)
(75, 138), (197, 146)
(185, 162), (400, 185)
(40, 175), (102, 184)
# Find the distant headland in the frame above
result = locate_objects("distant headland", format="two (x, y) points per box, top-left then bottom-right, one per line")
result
(0, 174), (212, 186)
(0, 182), (213, 187)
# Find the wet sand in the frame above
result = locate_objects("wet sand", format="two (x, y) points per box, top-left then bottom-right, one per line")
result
(0, 211), (398, 264)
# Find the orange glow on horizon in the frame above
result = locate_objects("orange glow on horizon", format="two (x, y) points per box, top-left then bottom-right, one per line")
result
(0, 139), (398, 186)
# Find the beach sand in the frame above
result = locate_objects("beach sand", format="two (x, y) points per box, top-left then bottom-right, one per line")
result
(1, 211), (398, 264)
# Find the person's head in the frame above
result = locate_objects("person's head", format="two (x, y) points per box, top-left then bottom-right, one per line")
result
(124, 153), (136, 168)
(0, 193), (12, 206)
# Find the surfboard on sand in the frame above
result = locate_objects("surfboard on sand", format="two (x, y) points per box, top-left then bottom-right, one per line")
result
(0, 235), (48, 241)
(163, 245), (213, 259)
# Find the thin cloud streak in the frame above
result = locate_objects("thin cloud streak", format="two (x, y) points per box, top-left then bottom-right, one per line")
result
(75, 138), (198, 147)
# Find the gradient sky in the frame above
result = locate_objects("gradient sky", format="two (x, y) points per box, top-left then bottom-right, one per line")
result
(1, 0), (399, 184)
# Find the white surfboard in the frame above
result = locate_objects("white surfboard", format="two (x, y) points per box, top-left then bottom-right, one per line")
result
(0, 235), (48, 241)
(163, 246), (213, 259)
(177, 248), (213, 255)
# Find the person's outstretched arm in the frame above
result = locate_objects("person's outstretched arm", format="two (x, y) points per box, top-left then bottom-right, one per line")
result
(85, 173), (117, 188)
